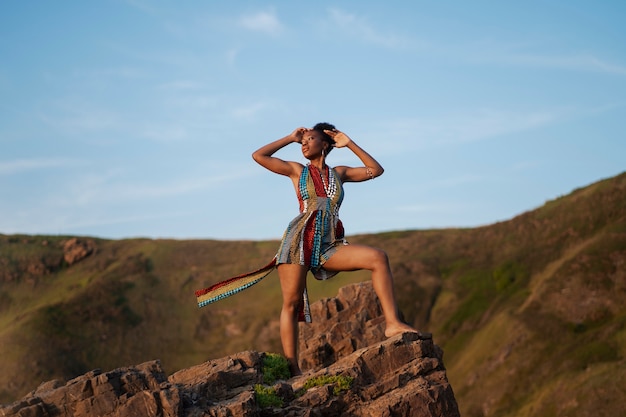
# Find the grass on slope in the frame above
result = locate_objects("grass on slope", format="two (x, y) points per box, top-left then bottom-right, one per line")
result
(0, 235), (370, 403)
(425, 173), (626, 417)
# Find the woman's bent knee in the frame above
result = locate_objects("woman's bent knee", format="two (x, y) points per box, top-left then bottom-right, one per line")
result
(372, 248), (389, 267)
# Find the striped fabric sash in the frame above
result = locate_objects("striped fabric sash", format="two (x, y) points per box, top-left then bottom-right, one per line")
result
(194, 257), (312, 323)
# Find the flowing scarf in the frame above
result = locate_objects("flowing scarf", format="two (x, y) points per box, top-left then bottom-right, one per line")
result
(194, 257), (312, 323)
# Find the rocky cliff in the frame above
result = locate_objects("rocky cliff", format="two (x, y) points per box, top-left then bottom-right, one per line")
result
(1, 282), (459, 417)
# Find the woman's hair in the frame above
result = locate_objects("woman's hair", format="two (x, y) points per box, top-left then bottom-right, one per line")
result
(312, 122), (336, 155)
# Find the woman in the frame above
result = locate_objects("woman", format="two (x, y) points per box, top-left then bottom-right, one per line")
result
(252, 122), (418, 375)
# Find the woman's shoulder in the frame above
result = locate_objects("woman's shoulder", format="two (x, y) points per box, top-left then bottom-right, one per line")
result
(287, 161), (306, 178)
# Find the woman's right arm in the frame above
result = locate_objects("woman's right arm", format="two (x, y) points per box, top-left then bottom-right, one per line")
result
(252, 128), (305, 177)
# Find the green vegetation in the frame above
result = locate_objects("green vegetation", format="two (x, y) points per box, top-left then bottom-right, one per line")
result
(299, 375), (354, 396)
(492, 261), (528, 292)
(254, 384), (283, 408)
(571, 340), (620, 369)
(262, 353), (291, 384)
(253, 354), (290, 408)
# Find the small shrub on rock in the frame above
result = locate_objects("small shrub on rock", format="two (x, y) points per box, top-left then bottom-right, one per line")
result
(262, 353), (291, 384)
(299, 375), (354, 396)
(254, 384), (283, 408)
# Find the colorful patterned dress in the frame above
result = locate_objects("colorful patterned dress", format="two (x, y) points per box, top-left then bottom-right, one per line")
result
(277, 164), (347, 279)
(195, 164), (348, 322)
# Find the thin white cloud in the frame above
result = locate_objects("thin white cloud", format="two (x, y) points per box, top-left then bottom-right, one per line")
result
(231, 100), (274, 121)
(39, 97), (121, 133)
(140, 125), (189, 142)
(326, 8), (412, 49)
(123, 0), (160, 15)
(58, 211), (197, 232)
(37, 91), (211, 143)
(0, 164), (256, 237)
(56, 168), (255, 208)
(0, 204), (196, 237)
(507, 53), (626, 75)
(157, 80), (205, 91)
(510, 160), (541, 172)
(371, 108), (558, 154)
(73, 66), (146, 80)
(226, 48), (240, 66)
(427, 175), (484, 189)
(388, 174), (485, 196)
(238, 10), (283, 36)
(460, 39), (626, 76)
(0, 157), (82, 175)
(163, 92), (219, 110)
(444, 109), (555, 143)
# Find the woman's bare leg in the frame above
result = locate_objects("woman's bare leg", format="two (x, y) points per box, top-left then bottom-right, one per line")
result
(277, 263), (308, 376)
(323, 244), (418, 337)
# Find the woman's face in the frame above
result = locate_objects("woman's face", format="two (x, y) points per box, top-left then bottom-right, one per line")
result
(301, 130), (327, 159)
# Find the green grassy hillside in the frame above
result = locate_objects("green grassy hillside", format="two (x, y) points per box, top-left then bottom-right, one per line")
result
(359, 171), (626, 417)
(1, 171), (625, 416)
(0, 236), (368, 403)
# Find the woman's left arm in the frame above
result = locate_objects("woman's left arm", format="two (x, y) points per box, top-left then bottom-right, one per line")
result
(325, 130), (384, 183)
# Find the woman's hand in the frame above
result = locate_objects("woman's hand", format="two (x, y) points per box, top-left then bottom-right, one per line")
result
(290, 127), (308, 143)
(324, 129), (352, 148)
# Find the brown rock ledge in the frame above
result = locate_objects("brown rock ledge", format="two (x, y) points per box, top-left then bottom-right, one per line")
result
(1, 332), (458, 417)
(1, 282), (459, 416)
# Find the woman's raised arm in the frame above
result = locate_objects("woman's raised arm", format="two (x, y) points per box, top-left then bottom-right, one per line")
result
(325, 130), (384, 183)
(252, 128), (306, 178)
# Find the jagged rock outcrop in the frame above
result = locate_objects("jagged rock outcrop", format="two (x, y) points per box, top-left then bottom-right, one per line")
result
(0, 361), (180, 417)
(1, 335), (458, 417)
(62, 238), (95, 266)
(299, 282), (388, 371)
(0, 237), (95, 285)
(1, 282), (460, 417)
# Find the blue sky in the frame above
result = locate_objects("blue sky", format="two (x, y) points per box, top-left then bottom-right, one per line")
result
(1, 1), (625, 240)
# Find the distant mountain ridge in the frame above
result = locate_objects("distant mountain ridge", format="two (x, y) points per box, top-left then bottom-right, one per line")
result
(1, 171), (625, 416)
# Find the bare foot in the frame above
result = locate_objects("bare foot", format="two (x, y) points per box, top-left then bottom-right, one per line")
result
(384, 322), (420, 338)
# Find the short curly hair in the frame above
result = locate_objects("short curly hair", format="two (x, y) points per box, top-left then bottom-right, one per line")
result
(312, 122), (336, 155)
